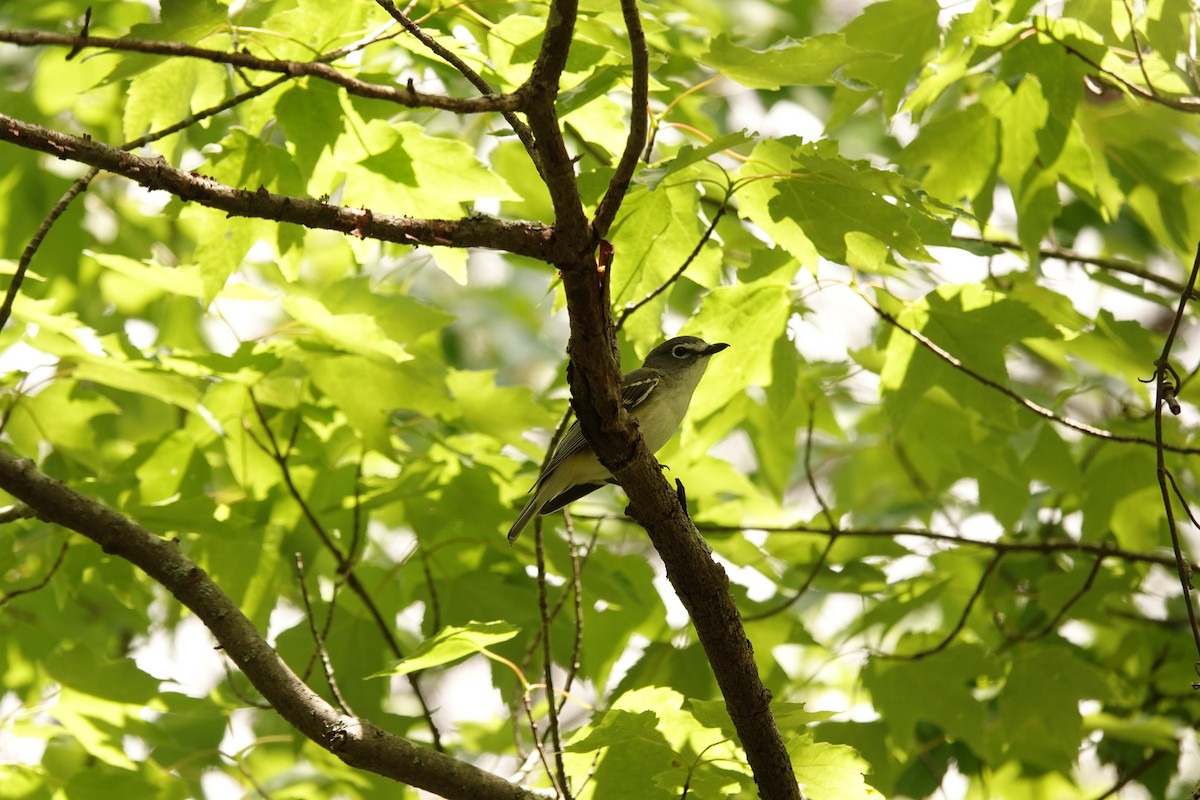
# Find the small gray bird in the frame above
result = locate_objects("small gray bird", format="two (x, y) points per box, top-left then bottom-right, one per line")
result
(507, 336), (729, 544)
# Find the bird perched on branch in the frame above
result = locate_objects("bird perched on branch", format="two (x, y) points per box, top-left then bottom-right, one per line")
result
(507, 336), (729, 544)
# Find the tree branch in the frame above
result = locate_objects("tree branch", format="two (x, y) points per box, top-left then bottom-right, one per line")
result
(244, 395), (442, 749)
(0, 30), (522, 114)
(1034, 25), (1200, 113)
(873, 552), (1004, 661)
(373, 0), (542, 175)
(590, 0), (649, 239)
(863, 291), (1200, 455)
(951, 234), (1197, 299)
(683, 520), (1198, 572)
(1151, 241), (1200, 666)
(0, 168), (94, 332)
(520, 0), (589, 249)
(0, 114), (560, 261)
(559, 260), (801, 799)
(0, 449), (538, 800)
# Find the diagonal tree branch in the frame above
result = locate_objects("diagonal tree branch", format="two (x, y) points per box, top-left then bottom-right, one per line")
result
(0, 114), (561, 262)
(0, 30), (522, 113)
(872, 552), (1004, 661)
(373, 0), (542, 176)
(0, 449), (538, 800)
(1034, 25), (1200, 113)
(951, 234), (1197, 299)
(863, 291), (1200, 455)
(560, 257), (802, 800)
(590, 0), (650, 239)
(520, 0), (589, 249)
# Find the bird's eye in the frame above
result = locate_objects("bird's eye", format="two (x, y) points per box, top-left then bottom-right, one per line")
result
(672, 345), (690, 358)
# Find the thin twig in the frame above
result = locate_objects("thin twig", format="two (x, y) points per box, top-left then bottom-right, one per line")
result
(1166, 470), (1200, 531)
(742, 406), (839, 621)
(873, 552), (1004, 660)
(1091, 749), (1169, 800)
(559, 511), (586, 701)
(864, 292), (1200, 455)
(0, 171), (95, 332)
(373, 0), (541, 175)
(534, 519), (571, 798)
(995, 554), (1106, 642)
(245, 391), (444, 749)
(1150, 241), (1200, 666)
(591, 0), (650, 238)
(418, 546), (443, 633)
(521, 520), (598, 668)
(294, 553), (355, 716)
(803, 400), (836, 530)
(219, 657), (272, 709)
(673, 520), (1194, 571)
(0, 538), (69, 607)
(951, 234), (1197, 299)
(614, 197), (729, 329)
(64, 7), (91, 60)
(521, 689), (563, 797)
(0, 30), (522, 113)
(743, 536), (835, 622)
(0, 504), (35, 524)
(643, 75), (723, 160)
(1121, 0), (1158, 97)
(1038, 24), (1200, 112)
(348, 456), (364, 566)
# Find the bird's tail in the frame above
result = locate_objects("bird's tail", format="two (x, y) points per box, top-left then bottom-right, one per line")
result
(506, 494), (542, 545)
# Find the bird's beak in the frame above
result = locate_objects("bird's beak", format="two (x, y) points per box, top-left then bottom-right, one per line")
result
(703, 342), (730, 356)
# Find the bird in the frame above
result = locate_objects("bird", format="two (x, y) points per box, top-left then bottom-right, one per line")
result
(507, 336), (729, 544)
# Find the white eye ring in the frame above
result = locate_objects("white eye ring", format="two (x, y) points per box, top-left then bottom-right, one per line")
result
(672, 345), (690, 358)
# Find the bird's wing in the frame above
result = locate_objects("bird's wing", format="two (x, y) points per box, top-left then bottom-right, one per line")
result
(621, 368), (661, 411)
(535, 420), (590, 486)
(529, 370), (662, 491)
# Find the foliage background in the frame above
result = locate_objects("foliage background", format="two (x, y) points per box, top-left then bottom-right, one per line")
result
(1, 0), (1199, 798)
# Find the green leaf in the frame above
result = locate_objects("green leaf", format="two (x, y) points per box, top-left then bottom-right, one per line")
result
(369, 621), (519, 677)
(838, 0), (942, 113)
(608, 183), (722, 315)
(565, 709), (660, 751)
(282, 296), (411, 363)
(305, 355), (451, 451)
(123, 59), (227, 157)
(1085, 711), (1179, 750)
(686, 276), (794, 419)
(737, 137), (943, 269)
(348, 121), (518, 218)
(703, 33), (893, 90)
(790, 733), (877, 800)
(558, 64), (627, 115)
(864, 644), (1000, 756)
(998, 646), (1110, 772)
(898, 105), (999, 205)
(135, 430), (198, 505)
(45, 644), (160, 704)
